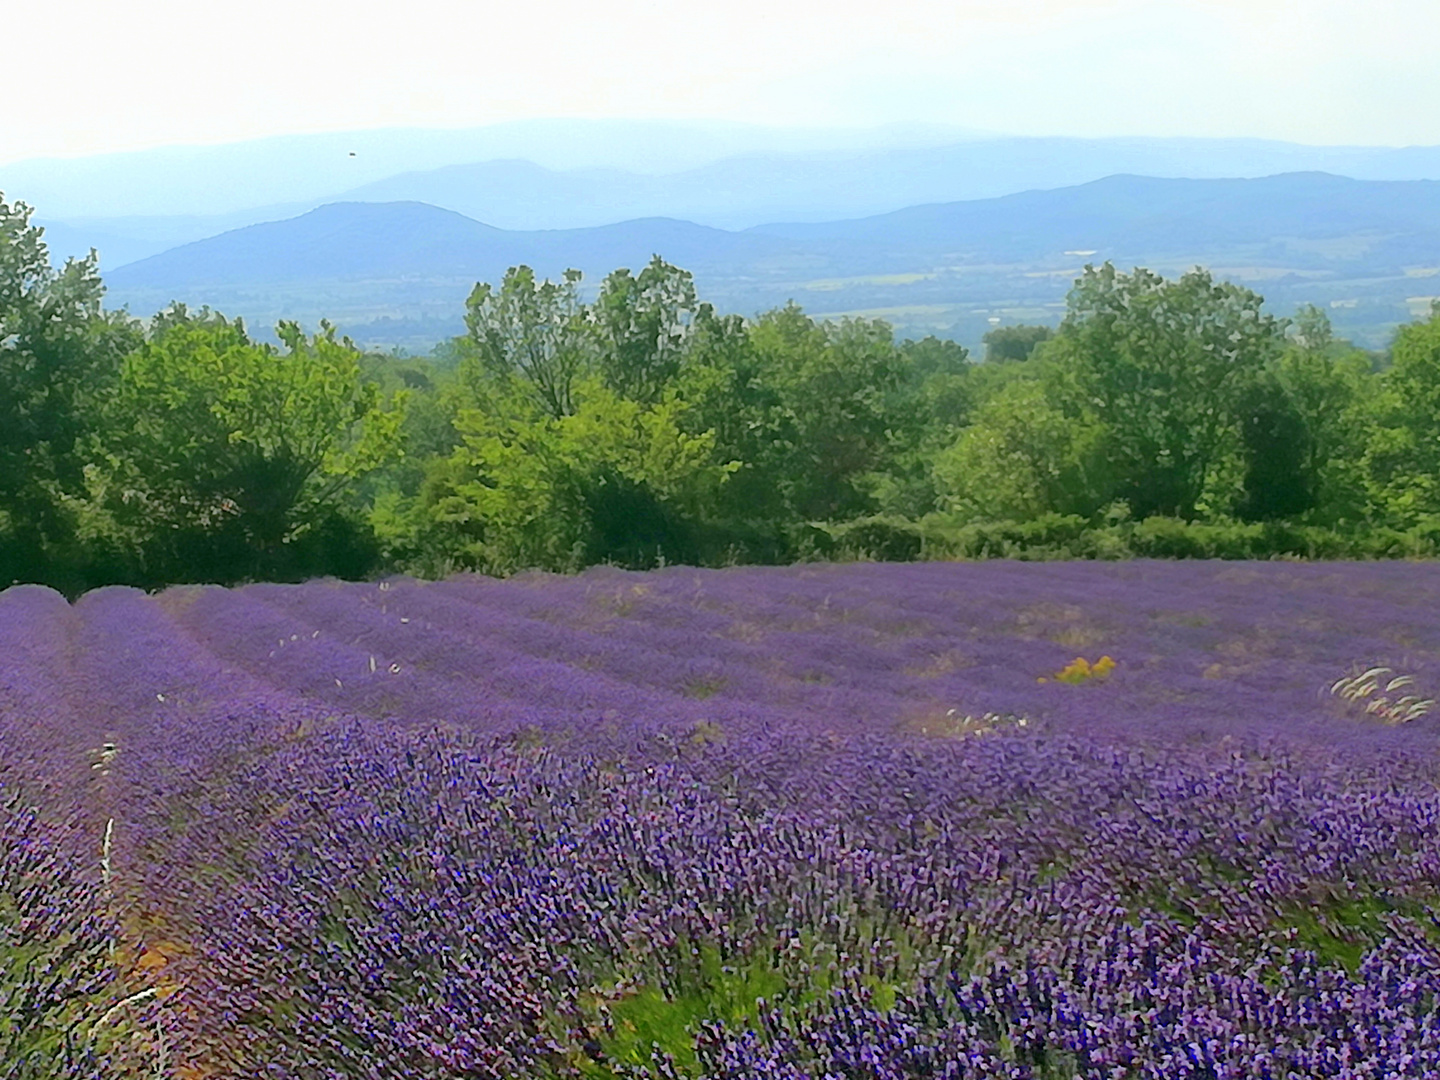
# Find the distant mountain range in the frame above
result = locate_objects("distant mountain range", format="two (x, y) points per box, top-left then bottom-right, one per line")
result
(104, 204), (809, 287)
(13, 122), (1440, 272)
(100, 172), (1440, 353)
(333, 139), (1440, 234)
(752, 173), (1440, 262)
(10, 119), (988, 218)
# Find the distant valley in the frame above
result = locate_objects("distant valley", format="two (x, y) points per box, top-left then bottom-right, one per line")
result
(98, 172), (1440, 352)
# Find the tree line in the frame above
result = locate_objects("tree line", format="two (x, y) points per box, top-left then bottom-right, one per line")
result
(4, 192), (1440, 594)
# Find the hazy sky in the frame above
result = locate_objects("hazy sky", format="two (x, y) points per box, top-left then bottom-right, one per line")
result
(7, 0), (1436, 163)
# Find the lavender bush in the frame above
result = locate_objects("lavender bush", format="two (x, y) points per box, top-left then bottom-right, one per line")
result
(4, 560), (1440, 1076)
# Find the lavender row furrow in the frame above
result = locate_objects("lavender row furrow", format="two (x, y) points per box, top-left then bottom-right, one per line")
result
(5, 560), (1440, 1077)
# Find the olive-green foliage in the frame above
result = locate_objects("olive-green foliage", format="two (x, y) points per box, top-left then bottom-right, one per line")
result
(393, 282), (919, 577)
(1360, 305), (1440, 528)
(666, 308), (791, 532)
(920, 513), (1102, 561)
(91, 308), (403, 584)
(918, 514), (1440, 562)
(591, 256), (704, 405)
(462, 265), (592, 419)
(356, 351), (461, 505)
(705, 303), (910, 524)
(1249, 307), (1375, 527)
(854, 336), (975, 520)
(417, 377), (734, 574)
(1047, 264), (1288, 520)
(1235, 370), (1314, 522)
(424, 261), (750, 573)
(982, 323), (1052, 363)
(810, 516), (925, 562)
(933, 378), (1109, 522)
(902, 334), (972, 380)
(0, 194), (140, 588)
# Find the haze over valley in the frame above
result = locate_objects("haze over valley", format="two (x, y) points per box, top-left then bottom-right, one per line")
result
(14, 124), (1433, 351)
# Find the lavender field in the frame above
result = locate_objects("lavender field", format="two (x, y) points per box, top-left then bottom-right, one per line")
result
(5, 559), (1440, 1078)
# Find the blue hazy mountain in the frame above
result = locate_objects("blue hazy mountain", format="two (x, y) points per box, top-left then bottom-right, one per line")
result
(29, 220), (162, 272)
(101, 173), (1440, 352)
(18, 127), (1440, 270)
(332, 140), (1440, 232)
(34, 206), (317, 271)
(749, 173), (1440, 262)
(3, 119), (989, 219)
(104, 202), (805, 286)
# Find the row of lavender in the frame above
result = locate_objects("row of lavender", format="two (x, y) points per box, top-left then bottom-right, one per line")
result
(0, 588), (168, 1077)
(172, 718), (1440, 1078)
(3, 561), (1440, 1076)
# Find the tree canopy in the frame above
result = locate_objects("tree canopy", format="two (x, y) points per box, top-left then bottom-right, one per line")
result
(4, 206), (1440, 590)
(0, 194), (139, 583)
(1047, 263), (1287, 520)
(982, 323), (1052, 363)
(461, 266), (591, 419)
(93, 308), (404, 581)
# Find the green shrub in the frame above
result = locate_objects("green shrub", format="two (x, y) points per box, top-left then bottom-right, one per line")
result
(816, 516), (923, 562)
(898, 514), (1440, 564)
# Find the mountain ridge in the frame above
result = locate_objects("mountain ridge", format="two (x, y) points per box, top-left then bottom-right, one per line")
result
(23, 131), (1440, 269)
(100, 172), (1440, 351)
(106, 202), (802, 287)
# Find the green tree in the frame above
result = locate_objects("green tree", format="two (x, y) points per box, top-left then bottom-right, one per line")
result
(461, 265), (592, 419)
(0, 194), (140, 583)
(1275, 307), (1375, 524)
(1048, 263), (1287, 520)
(1234, 307), (1375, 523)
(670, 308), (790, 534)
(95, 309), (404, 580)
(982, 323), (1052, 363)
(934, 378), (1107, 522)
(902, 335), (972, 380)
(857, 336), (975, 519)
(743, 305), (908, 522)
(592, 256), (703, 404)
(356, 351), (460, 498)
(1234, 370), (1313, 521)
(429, 378), (733, 573)
(1359, 305), (1440, 527)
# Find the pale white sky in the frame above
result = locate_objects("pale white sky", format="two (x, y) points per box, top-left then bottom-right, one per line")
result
(7, 0), (1437, 162)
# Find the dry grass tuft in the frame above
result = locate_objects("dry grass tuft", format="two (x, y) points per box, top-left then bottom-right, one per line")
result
(903, 707), (1032, 739)
(1330, 665), (1435, 725)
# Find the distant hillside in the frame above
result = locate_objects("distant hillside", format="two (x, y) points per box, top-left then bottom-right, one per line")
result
(34, 205), (316, 272)
(105, 202), (805, 287)
(750, 173), (1440, 266)
(101, 174), (1440, 352)
(23, 129), (1440, 269)
(335, 160), (651, 232)
(29, 220), (160, 271)
(1, 119), (987, 219)
(333, 140), (1440, 232)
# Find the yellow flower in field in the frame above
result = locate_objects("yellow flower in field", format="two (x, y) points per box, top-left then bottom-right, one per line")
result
(1051, 655), (1116, 684)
